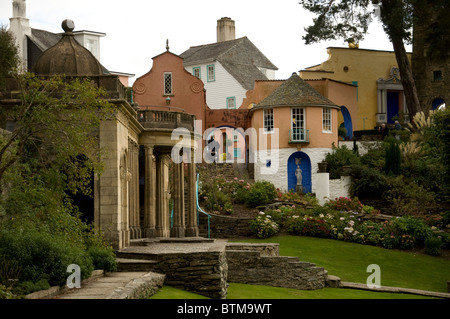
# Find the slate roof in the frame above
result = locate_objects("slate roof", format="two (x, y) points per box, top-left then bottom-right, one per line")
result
(252, 73), (339, 111)
(180, 37), (278, 90)
(29, 28), (62, 51)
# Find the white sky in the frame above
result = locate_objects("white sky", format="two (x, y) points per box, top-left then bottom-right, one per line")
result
(0, 0), (410, 85)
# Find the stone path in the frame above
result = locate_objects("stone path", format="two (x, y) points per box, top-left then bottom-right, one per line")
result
(340, 281), (450, 299)
(52, 271), (165, 299)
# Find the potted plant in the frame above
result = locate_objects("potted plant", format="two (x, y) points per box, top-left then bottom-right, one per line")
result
(318, 161), (328, 173)
(338, 126), (347, 140)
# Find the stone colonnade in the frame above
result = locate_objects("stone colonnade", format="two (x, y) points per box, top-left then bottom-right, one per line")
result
(141, 145), (199, 239)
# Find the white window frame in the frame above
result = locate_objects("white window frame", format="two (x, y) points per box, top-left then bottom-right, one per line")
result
(322, 107), (332, 133)
(164, 72), (172, 95)
(193, 67), (201, 79)
(226, 96), (236, 109)
(291, 107), (306, 141)
(263, 109), (274, 133)
(207, 64), (215, 82)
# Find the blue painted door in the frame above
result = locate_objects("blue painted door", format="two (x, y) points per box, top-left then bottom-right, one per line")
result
(287, 152), (312, 193)
(387, 91), (399, 124)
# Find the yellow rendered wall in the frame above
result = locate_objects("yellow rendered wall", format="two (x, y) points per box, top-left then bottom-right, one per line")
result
(300, 47), (412, 130)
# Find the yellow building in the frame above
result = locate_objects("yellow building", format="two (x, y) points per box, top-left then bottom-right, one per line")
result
(300, 47), (412, 130)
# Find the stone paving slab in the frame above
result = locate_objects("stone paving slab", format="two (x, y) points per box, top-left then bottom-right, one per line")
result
(53, 272), (165, 299)
(120, 238), (229, 255)
(341, 281), (450, 299)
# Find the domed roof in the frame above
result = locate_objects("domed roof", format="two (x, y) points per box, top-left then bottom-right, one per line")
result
(33, 20), (103, 76)
(253, 72), (338, 110)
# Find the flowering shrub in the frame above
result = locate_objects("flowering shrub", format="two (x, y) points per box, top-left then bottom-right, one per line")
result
(249, 212), (279, 238)
(265, 197), (445, 255)
(277, 190), (319, 207)
(286, 215), (332, 238)
(199, 176), (250, 214)
(245, 181), (278, 207)
(326, 197), (363, 213)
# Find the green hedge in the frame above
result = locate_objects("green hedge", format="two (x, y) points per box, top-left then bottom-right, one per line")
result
(0, 230), (94, 286)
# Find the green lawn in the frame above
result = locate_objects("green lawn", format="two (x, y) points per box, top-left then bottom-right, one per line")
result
(149, 235), (450, 299)
(235, 235), (450, 293)
(150, 283), (437, 299)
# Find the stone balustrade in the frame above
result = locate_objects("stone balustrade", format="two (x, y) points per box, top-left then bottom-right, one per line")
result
(138, 110), (195, 131)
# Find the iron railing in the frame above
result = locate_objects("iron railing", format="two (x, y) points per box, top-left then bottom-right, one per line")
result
(289, 128), (310, 144)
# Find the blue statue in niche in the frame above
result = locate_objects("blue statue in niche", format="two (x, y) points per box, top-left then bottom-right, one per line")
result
(295, 158), (303, 194)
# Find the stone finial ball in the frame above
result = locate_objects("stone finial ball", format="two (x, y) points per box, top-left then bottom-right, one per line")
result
(62, 19), (75, 33)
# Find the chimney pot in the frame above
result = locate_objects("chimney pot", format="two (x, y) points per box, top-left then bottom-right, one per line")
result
(217, 17), (235, 42)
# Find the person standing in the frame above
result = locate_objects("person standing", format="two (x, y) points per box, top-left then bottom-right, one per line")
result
(379, 123), (389, 140)
(394, 120), (402, 140)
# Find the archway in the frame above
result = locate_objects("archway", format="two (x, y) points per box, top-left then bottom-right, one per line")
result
(340, 106), (353, 139)
(287, 152), (312, 193)
(64, 154), (95, 224)
(206, 125), (246, 163)
(432, 98), (446, 110)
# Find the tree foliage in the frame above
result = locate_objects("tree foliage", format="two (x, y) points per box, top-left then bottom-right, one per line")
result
(0, 73), (114, 194)
(301, 0), (374, 45)
(0, 26), (19, 88)
(299, 0), (448, 117)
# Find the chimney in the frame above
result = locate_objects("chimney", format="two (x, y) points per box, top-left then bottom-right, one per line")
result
(217, 17), (235, 42)
(10, 0), (31, 71)
(12, 0), (27, 18)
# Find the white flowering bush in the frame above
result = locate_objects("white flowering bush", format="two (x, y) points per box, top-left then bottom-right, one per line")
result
(250, 212), (280, 238)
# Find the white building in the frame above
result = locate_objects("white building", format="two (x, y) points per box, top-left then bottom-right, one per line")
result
(180, 17), (278, 110)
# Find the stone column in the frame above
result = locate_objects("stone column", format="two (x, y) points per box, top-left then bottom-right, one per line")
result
(155, 154), (170, 237)
(134, 145), (141, 238)
(377, 89), (382, 115)
(143, 145), (156, 238)
(130, 142), (141, 239)
(171, 162), (185, 237)
(120, 153), (131, 248)
(186, 149), (199, 237)
(382, 89), (387, 115)
(128, 141), (137, 239)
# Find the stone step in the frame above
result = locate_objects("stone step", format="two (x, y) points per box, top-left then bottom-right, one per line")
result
(116, 258), (158, 272)
(326, 275), (342, 288)
(116, 251), (158, 261)
(225, 246), (328, 290)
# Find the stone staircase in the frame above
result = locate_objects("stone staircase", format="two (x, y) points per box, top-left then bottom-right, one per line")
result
(115, 240), (335, 298)
(225, 243), (330, 290)
(215, 163), (236, 180)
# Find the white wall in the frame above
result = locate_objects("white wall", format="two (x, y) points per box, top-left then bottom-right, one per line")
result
(253, 147), (331, 192)
(185, 61), (247, 109)
(329, 176), (352, 201)
(253, 147), (352, 203)
(338, 140), (380, 156)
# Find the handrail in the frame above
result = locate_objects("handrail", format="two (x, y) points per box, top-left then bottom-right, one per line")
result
(289, 128), (310, 143)
(196, 173), (211, 238)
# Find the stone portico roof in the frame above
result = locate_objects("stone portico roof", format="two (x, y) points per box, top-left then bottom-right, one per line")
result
(33, 21), (104, 76)
(27, 27), (109, 75)
(252, 73), (339, 111)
